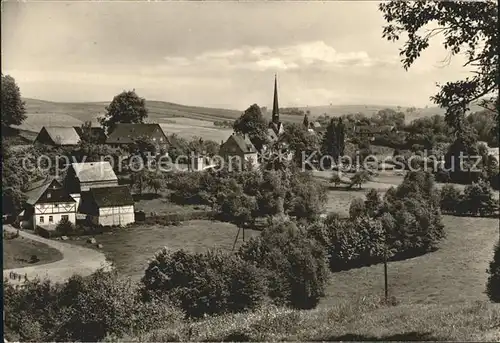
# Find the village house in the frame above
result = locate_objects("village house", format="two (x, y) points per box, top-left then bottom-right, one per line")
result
(73, 126), (107, 144)
(20, 178), (77, 230)
(220, 133), (259, 169)
(105, 123), (169, 155)
(354, 124), (396, 141)
(34, 126), (81, 147)
(78, 186), (135, 226)
(63, 162), (119, 208)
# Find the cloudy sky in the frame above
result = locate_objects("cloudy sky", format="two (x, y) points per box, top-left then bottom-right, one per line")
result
(2, 1), (471, 110)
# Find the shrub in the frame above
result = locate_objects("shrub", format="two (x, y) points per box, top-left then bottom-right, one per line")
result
(349, 197), (366, 219)
(140, 249), (266, 318)
(486, 240), (500, 303)
(462, 180), (498, 216)
(439, 184), (463, 214)
(55, 217), (75, 235)
(3, 269), (183, 342)
(238, 221), (329, 309)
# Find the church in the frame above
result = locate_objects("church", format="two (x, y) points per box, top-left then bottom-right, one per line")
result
(268, 74), (285, 137)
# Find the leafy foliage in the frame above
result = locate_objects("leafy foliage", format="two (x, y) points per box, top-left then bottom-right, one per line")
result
(233, 104), (269, 151)
(99, 90), (148, 134)
(486, 240), (500, 303)
(238, 221), (329, 309)
(380, 1), (498, 134)
(4, 270), (183, 342)
(141, 249), (266, 318)
(55, 217), (75, 236)
(1, 74), (27, 129)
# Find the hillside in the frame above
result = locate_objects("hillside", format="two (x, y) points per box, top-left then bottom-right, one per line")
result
(16, 98), (487, 140)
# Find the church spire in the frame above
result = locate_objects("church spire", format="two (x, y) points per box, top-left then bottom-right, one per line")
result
(272, 74), (279, 124)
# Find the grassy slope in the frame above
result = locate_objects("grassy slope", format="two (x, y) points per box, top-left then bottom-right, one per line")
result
(20, 97), (485, 133)
(3, 236), (63, 269)
(66, 220), (260, 281)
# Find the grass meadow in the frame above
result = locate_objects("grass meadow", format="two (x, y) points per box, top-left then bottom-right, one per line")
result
(3, 236), (63, 269)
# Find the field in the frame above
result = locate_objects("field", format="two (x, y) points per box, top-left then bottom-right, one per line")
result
(3, 236), (63, 269)
(17, 97), (477, 141)
(67, 220), (260, 281)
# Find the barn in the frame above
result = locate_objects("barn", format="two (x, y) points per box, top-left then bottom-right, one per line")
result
(79, 185), (135, 227)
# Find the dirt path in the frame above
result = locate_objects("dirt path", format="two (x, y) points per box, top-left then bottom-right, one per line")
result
(3, 225), (111, 284)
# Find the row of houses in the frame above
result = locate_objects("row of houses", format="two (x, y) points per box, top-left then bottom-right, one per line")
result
(34, 123), (169, 152)
(21, 162), (135, 231)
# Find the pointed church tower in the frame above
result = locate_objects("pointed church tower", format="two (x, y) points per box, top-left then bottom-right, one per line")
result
(272, 74), (280, 125)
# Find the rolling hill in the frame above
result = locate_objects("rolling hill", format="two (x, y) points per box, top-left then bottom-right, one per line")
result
(16, 97), (488, 142)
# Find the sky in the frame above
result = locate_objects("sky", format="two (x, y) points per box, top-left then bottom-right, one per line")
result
(2, 1), (472, 110)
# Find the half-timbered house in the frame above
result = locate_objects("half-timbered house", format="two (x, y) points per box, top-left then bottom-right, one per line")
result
(22, 178), (77, 230)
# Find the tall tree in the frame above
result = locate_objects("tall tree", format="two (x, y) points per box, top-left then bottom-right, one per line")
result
(99, 90), (148, 134)
(321, 119), (339, 167)
(335, 117), (346, 156)
(233, 104), (269, 151)
(303, 114), (310, 129)
(379, 1), (498, 134)
(1, 74), (27, 130)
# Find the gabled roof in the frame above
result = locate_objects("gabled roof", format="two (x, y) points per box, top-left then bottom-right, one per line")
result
(90, 186), (134, 207)
(267, 128), (279, 143)
(225, 134), (257, 154)
(73, 126), (107, 144)
(71, 162), (118, 183)
(37, 126), (81, 146)
(25, 178), (75, 205)
(106, 123), (167, 144)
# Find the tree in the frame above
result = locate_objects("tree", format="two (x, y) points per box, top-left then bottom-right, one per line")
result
(233, 104), (269, 151)
(303, 114), (310, 128)
(330, 172), (342, 187)
(99, 90), (148, 134)
(439, 184), (463, 214)
(349, 197), (366, 219)
(462, 179), (498, 216)
(321, 119), (339, 167)
(237, 221), (329, 309)
(1, 74), (27, 130)
(364, 188), (382, 218)
(486, 240), (500, 302)
(380, 1), (498, 134)
(55, 217), (74, 236)
(335, 117), (346, 156)
(283, 123), (319, 166)
(350, 170), (371, 189)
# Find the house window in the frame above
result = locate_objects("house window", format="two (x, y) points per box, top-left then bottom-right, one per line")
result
(47, 192), (52, 199)
(159, 138), (163, 142)
(49, 216), (53, 223)
(39, 216), (44, 223)
(61, 215), (69, 221)
(54, 204), (59, 208)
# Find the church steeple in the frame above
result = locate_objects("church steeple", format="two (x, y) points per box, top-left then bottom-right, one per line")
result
(272, 74), (279, 124)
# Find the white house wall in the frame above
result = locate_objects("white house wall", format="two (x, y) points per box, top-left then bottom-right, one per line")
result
(33, 202), (76, 229)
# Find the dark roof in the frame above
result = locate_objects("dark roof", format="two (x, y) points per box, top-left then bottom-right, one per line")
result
(106, 123), (167, 144)
(25, 178), (75, 205)
(90, 186), (134, 207)
(73, 126), (107, 144)
(226, 134), (257, 154)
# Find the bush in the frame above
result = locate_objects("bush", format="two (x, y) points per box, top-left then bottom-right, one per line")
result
(349, 197), (366, 219)
(486, 240), (500, 303)
(439, 184), (463, 214)
(326, 216), (386, 271)
(238, 221), (329, 309)
(140, 249), (266, 318)
(3, 269), (183, 342)
(55, 217), (75, 235)
(462, 180), (498, 216)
